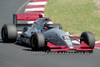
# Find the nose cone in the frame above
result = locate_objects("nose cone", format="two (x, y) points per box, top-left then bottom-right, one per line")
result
(65, 40), (74, 48)
(63, 35), (74, 48)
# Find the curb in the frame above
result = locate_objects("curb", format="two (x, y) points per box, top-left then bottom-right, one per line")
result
(25, 0), (48, 24)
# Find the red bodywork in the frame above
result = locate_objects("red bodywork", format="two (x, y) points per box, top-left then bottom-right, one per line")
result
(47, 42), (93, 52)
(15, 14), (43, 21)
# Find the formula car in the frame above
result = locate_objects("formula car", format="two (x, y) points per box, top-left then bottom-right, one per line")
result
(1, 14), (95, 52)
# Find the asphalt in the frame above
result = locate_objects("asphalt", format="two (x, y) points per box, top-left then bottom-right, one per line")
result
(0, 0), (100, 67)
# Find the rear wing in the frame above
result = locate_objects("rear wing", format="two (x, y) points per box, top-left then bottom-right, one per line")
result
(13, 14), (43, 24)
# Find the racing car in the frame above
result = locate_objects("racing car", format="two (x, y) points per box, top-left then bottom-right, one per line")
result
(1, 14), (95, 53)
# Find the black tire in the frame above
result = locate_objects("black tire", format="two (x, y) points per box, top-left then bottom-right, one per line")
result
(1, 24), (17, 42)
(30, 32), (45, 50)
(80, 32), (95, 49)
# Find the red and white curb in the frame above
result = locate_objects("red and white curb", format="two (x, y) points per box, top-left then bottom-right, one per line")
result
(24, 0), (100, 49)
(25, 0), (48, 24)
(95, 41), (100, 49)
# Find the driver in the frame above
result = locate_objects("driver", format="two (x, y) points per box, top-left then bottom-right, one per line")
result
(34, 17), (54, 31)
(43, 17), (54, 31)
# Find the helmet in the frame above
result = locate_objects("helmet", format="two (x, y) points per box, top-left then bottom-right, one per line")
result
(44, 20), (54, 30)
(46, 20), (53, 25)
(44, 16), (53, 24)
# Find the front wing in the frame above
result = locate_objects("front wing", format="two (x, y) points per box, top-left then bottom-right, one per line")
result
(47, 42), (93, 52)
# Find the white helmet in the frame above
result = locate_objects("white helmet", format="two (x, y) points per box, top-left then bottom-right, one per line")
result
(46, 21), (53, 24)
(43, 18), (54, 30)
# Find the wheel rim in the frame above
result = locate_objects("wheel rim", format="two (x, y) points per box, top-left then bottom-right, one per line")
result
(2, 29), (6, 39)
(31, 36), (34, 47)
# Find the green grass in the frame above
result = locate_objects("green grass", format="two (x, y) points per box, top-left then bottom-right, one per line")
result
(45, 0), (100, 40)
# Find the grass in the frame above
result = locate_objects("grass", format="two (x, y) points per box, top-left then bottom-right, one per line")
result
(45, 0), (100, 40)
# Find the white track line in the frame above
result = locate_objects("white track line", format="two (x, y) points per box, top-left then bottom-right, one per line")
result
(25, 8), (44, 12)
(27, 2), (47, 5)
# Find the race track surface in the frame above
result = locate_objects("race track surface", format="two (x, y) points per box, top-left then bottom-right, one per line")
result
(0, 0), (100, 67)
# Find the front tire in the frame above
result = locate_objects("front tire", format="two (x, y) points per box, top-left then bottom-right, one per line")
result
(30, 32), (45, 51)
(80, 32), (95, 49)
(1, 24), (17, 42)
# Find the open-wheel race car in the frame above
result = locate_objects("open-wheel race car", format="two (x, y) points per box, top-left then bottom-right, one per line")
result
(1, 14), (95, 53)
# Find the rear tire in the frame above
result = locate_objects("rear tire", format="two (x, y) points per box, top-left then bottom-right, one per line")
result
(1, 24), (17, 42)
(80, 32), (95, 49)
(30, 32), (45, 51)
